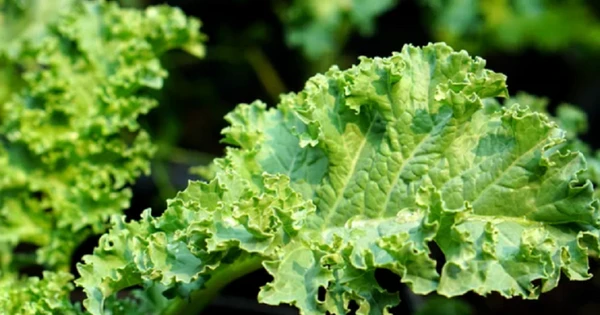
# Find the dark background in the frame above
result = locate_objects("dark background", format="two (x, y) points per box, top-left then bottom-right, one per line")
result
(83, 0), (600, 314)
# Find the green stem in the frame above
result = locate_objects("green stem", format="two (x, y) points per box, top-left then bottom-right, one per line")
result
(162, 255), (265, 315)
(152, 160), (177, 201)
(245, 46), (287, 103)
(156, 144), (216, 166)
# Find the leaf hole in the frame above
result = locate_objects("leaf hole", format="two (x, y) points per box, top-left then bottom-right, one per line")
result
(14, 242), (43, 278)
(116, 285), (144, 300)
(14, 242), (39, 253)
(18, 264), (44, 278)
(70, 234), (101, 277)
(374, 268), (401, 293)
(347, 300), (359, 314)
(30, 191), (44, 201)
(427, 240), (445, 275)
(317, 286), (327, 302)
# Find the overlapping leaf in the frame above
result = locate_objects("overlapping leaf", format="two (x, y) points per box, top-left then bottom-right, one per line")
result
(77, 43), (599, 315)
(491, 92), (600, 195)
(0, 0), (205, 274)
(0, 271), (82, 315)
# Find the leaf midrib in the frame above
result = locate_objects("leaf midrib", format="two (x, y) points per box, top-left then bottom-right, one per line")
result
(320, 114), (379, 228)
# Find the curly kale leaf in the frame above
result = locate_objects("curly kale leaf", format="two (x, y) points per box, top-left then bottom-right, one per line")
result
(0, 271), (83, 315)
(496, 92), (600, 196)
(77, 43), (599, 315)
(0, 0), (205, 271)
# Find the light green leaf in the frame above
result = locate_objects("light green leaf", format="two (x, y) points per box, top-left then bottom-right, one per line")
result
(77, 169), (314, 314)
(0, 0), (205, 272)
(77, 43), (600, 315)
(0, 271), (82, 315)
(501, 92), (600, 195)
(0, 0), (76, 55)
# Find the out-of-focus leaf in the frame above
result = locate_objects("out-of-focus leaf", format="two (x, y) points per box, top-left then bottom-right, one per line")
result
(0, 271), (82, 315)
(278, 0), (397, 59)
(423, 0), (600, 53)
(0, 0), (205, 273)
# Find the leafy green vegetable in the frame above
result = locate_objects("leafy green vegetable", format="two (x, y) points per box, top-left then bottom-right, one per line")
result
(422, 0), (600, 53)
(0, 271), (82, 315)
(77, 43), (600, 315)
(0, 0), (205, 277)
(277, 0), (397, 59)
(495, 92), (600, 195)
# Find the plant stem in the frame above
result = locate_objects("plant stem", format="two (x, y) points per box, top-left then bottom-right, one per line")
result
(163, 147), (215, 166)
(162, 255), (265, 315)
(245, 46), (287, 103)
(152, 160), (177, 201)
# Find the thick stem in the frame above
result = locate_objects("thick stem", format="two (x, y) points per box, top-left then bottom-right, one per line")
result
(162, 255), (265, 315)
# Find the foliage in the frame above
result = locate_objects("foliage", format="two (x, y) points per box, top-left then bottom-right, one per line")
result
(1, 1), (599, 314)
(276, 0), (600, 60)
(77, 43), (600, 314)
(422, 0), (600, 53)
(0, 271), (82, 315)
(0, 0), (205, 312)
(491, 93), (600, 193)
(276, 0), (397, 59)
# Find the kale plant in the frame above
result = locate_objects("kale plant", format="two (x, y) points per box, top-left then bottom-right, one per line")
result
(0, 1), (598, 315)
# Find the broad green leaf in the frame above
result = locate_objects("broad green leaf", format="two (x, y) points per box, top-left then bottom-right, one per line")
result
(77, 43), (599, 315)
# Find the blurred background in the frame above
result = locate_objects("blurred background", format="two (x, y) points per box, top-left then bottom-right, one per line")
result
(109, 0), (600, 314)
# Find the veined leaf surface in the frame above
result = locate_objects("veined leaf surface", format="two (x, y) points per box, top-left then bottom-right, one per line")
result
(78, 43), (600, 315)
